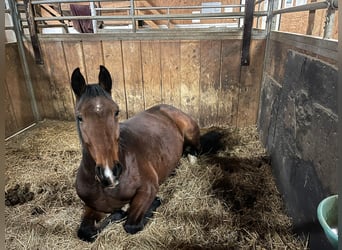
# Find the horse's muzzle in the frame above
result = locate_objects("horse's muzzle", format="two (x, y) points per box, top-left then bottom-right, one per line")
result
(95, 162), (122, 188)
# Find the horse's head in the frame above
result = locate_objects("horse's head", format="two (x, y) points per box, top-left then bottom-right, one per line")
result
(71, 65), (122, 188)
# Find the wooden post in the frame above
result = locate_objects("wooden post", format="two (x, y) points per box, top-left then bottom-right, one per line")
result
(23, 0), (43, 64)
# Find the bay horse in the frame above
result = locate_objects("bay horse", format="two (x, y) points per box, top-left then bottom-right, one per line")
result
(71, 65), (201, 242)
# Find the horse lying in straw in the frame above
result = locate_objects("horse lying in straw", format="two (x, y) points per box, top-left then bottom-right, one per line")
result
(71, 65), (201, 242)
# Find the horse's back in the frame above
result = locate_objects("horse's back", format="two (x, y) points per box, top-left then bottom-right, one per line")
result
(119, 104), (200, 182)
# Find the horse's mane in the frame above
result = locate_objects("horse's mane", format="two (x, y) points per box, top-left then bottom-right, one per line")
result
(80, 84), (112, 101)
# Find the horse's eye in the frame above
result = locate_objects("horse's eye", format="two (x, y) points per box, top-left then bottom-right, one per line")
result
(77, 115), (83, 122)
(114, 110), (120, 117)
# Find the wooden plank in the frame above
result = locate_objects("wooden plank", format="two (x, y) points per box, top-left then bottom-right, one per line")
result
(62, 41), (86, 110)
(102, 40), (128, 119)
(122, 40), (144, 117)
(24, 41), (53, 119)
(218, 39), (241, 127)
(141, 40), (162, 108)
(5, 44), (35, 131)
(199, 40), (221, 127)
(237, 39), (266, 127)
(82, 41), (104, 83)
(160, 40), (181, 108)
(41, 41), (74, 120)
(180, 40), (200, 122)
(4, 78), (18, 137)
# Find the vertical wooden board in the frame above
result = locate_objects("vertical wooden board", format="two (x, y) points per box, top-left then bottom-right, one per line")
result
(25, 45), (51, 120)
(141, 40), (162, 109)
(160, 40), (181, 108)
(218, 40), (241, 127)
(199, 40), (221, 127)
(102, 40), (127, 119)
(82, 41), (104, 83)
(265, 39), (288, 84)
(5, 44), (35, 130)
(63, 41), (86, 110)
(41, 41), (74, 120)
(237, 39), (266, 127)
(180, 40), (200, 122)
(122, 40), (144, 117)
(4, 79), (18, 137)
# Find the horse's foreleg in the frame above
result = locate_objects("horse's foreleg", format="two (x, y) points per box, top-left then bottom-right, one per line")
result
(77, 205), (105, 242)
(124, 187), (161, 234)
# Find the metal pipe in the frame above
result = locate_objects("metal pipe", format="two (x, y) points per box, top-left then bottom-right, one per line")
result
(34, 11), (268, 22)
(90, 1), (97, 33)
(130, 0), (135, 32)
(95, 5), (245, 12)
(323, 8), (336, 39)
(273, 1), (329, 15)
(8, 0), (41, 121)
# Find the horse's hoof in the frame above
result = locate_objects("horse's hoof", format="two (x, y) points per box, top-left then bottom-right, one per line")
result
(123, 222), (144, 234)
(77, 226), (98, 242)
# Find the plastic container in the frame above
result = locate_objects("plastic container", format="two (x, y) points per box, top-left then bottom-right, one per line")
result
(317, 194), (338, 249)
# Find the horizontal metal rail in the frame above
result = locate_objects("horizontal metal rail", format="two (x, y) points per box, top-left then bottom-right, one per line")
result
(273, 0), (337, 15)
(34, 11), (267, 22)
(95, 5), (245, 11)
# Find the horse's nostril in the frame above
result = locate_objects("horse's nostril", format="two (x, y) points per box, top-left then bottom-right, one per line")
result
(113, 162), (123, 177)
(95, 165), (114, 187)
(95, 166), (104, 180)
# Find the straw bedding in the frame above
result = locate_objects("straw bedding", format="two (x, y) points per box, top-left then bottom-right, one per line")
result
(5, 120), (307, 249)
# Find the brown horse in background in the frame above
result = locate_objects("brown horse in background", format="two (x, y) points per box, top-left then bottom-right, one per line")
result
(71, 65), (201, 242)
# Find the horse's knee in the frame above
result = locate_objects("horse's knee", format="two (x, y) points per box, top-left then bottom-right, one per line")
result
(77, 220), (98, 242)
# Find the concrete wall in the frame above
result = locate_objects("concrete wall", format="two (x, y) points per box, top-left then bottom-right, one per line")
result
(258, 31), (338, 250)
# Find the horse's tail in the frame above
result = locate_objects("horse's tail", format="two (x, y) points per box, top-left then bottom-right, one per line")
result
(183, 129), (225, 157)
(199, 130), (225, 155)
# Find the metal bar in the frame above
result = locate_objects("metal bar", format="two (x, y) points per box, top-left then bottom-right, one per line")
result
(323, 8), (336, 39)
(95, 5), (245, 11)
(241, 0), (255, 66)
(90, 1), (97, 33)
(31, 0), (120, 4)
(34, 11), (267, 22)
(273, 1), (329, 15)
(7, 0), (41, 122)
(130, 0), (135, 32)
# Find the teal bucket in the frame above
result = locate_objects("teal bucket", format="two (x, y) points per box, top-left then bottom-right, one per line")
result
(317, 194), (338, 249)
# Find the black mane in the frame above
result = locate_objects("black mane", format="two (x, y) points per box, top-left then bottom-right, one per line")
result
(80, 84), (112, 100)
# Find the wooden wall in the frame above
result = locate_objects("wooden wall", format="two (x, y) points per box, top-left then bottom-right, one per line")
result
(257, 31), (337, 250)
(5, 43), (36, 137)
(42, 38), (265, 126)
(5, 37), (266, 137)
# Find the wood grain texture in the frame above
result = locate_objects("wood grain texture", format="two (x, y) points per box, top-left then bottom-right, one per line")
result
(219, 39), (241, 127)
(82, 41), (104, 83)
(160, 40), (181, 108)
(237, 39), (266, 127)
(122, 40), (144, 117)
(199, 40), (221, 127)
(5, 44), (35, 135)
(102, 40), (128, 119)
(41, 41), (74, 120)
(180, 40), (200, 122)
(141, 40), (162, 109)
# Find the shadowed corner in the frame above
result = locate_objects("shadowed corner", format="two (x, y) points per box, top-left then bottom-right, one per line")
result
(0, 16), (5, 249)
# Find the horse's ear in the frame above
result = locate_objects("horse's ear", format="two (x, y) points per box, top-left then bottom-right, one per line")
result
(98, 65), (112, 94)
(71, 67), (86, 98)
